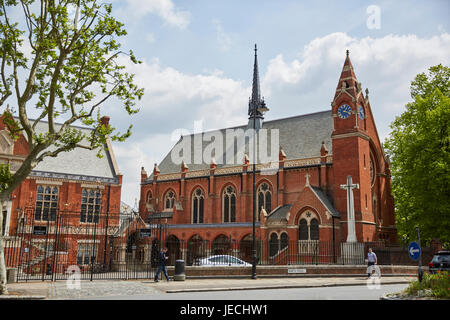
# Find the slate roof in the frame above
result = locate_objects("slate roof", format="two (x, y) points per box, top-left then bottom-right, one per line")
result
(149, 110), (333, 179)
(24, 119), (119, 183)
(310, 186), (340, 217)
(266, 204), (292, 223)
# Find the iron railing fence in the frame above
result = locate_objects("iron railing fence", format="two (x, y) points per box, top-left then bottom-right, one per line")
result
(165, 238), (438, 267)
(4, 210), (169, 281)
(4, 210), (439, 282)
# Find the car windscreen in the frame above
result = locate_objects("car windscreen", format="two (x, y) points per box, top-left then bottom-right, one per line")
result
(209, 256), (229, 263)
(228, 257), (243, 264)
(432, 254), (450, 263)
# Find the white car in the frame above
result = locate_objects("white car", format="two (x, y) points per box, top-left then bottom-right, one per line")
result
(197, 255), (251, 267)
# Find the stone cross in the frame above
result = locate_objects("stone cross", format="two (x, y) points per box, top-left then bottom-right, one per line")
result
(340, 175), (359, 242)
(304, 173), (311, 187)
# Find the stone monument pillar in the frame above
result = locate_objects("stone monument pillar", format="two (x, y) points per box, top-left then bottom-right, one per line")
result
(339, 176), (364, 264)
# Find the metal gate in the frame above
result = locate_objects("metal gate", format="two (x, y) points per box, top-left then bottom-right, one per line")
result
(4, 209), (168, 281)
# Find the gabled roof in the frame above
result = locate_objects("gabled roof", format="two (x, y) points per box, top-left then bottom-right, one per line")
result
(266, 204), (292, 223)
(23, 119), (120, 183)
(310, 185), (340, 218)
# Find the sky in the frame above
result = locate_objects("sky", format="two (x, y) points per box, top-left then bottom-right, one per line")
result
(4, 1), (450, 207)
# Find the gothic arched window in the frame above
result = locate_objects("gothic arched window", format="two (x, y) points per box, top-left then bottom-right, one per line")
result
(310, 218), (319, 240)
(370, 154), (376, 188)
(147, 191), (153, 204)
(298, 212), (320, 241)
(257, 182), (272, 220)
(299, 219), (308, 240)
(269, 233), (279, 257)
(164, 190), (175, 210)
(280, 232), (289, 250)
(192, 188), (204, 224)
(223, 186), (236, 223)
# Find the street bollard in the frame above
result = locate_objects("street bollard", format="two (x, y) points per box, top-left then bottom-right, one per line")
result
(174, 259), (185, 281)
(6, 268), (17, 283)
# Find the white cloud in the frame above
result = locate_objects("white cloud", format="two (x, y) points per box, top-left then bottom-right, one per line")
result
(113, 31), (450, 206)
(117, 56), (249, 130)
(122, 0), (190, 29)
(212, 19), (232, 52)
(111, 56), (251, 205)
(262, 32), (450, 139)
(264, 32), (450, 89)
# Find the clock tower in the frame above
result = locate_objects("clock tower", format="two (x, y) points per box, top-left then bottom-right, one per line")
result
(331, 50), (376, 242)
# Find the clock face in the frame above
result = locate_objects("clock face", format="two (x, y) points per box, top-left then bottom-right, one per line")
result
(358, 106), (365, 120)
(337, 104), (352, 119)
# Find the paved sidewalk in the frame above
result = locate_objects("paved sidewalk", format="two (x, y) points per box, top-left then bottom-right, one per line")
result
(151, 276), (414, 293)
(1, 275), (415, 299)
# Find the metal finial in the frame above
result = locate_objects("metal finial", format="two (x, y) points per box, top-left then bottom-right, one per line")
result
(254, 44), (257, 55)
(346, 49), (349, 57)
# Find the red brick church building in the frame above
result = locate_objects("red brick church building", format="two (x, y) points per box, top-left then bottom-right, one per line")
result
(139, 49), (397, 263)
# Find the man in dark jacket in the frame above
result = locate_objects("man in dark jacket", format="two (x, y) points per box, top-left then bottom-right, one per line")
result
(154, 247), (170, 282)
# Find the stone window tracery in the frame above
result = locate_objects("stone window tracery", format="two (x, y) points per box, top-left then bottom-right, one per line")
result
(164, 190), (175, 210)
(223, 185), (236, 223)
(34, 185), (58, 221)
(192, 188), (204, 224)
(257, 182), (272, 221)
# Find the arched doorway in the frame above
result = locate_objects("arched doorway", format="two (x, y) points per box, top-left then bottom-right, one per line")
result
(126, 231), (139, 262)
(151, 238), (161, 268)
(239, 234), (259, 263)
(269, 233), (279, 257)
(212, 235), (231, 255)
(166, 235), (181, 265)
(187, 235), (204, 266)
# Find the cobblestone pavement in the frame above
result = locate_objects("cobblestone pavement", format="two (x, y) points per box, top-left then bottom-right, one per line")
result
(4, 276), (414, 299)
(48, 280), (162, 299)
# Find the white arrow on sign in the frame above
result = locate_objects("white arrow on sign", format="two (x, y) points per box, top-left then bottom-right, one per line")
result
(409, 247), (420, 256)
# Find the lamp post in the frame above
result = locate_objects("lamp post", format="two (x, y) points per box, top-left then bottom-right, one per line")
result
(249, 44), (269, 280)
(251, 101), (268, 280)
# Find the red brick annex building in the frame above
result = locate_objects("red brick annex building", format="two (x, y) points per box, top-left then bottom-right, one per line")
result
(139, 50), (397, 265)
(1, 115), (126, 278)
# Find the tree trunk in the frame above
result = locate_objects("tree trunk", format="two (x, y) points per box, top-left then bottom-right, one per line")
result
(0, 199), (8, 294)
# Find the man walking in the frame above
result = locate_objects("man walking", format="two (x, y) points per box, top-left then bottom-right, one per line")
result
(154, 247), (171, 282)
(367, 248), (377, 278)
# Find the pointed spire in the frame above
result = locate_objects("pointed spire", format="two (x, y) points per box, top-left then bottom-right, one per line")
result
(333, 49), (359, 101)
(279, 146), (286, 161)
(248, 44), (268, 118)
(153, 163), (160, 175)
(181, 160), (188, 172)
(251, 44), (261, 106)
(210, 157), (217, 169)
(320, 141), (329, 156)
(141, 166), (148, 182)
(243, 153), (250, 165)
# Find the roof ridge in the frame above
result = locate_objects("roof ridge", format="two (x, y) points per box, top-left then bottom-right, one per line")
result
(13, 116), (94, 131)
(177, 109), (331, 138)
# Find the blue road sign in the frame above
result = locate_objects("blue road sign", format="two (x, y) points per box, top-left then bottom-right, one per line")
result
(408, 242), (421, 261)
